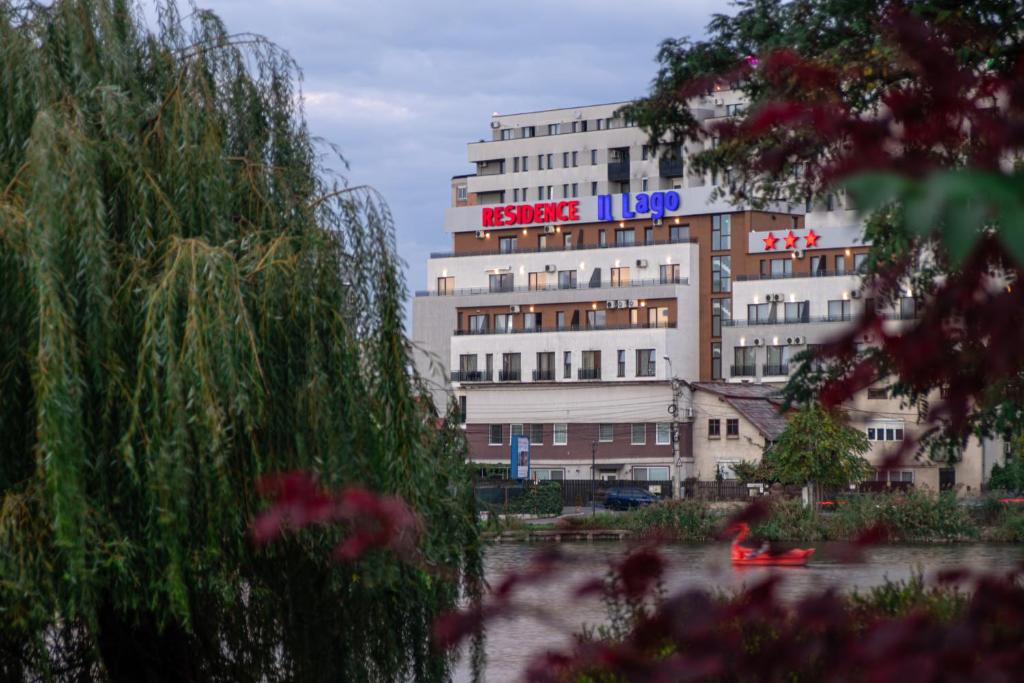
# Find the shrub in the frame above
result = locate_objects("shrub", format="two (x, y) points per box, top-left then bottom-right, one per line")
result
(848, 574), (967, 621)
(988, 458), (1024, 492)
(510, 481), (562, 516)
(831, 491), (976, 542)
(751, 500), (825, 542)
(624, 500), (720, 541)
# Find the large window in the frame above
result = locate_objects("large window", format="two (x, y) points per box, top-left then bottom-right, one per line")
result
(867, 421), (905, 441)
(534, 468), (565, 481)
(459, 354), (477, 373)
(557, 270), (577, 289)
(647, 307), (670, 327)
(488, 424), (503, 445)
(494, 313), (512, 333)
(437, 276), (454, 295)
(489, 273), (513, 292)
(770, 258), (792, 278)
(656, 423), (671, 445)
(631, 424), (647, 445)
(712, 298), (731, 336)
(785, 300), (809, 322)
(510, 423), (524, 443)
(553, 423), (568, 445)
(523, 312), (542, 330)
(636, 349), (656, 377)
(855, 253), (868, 273)
(617, 350), (626, 377)
(766, 345), (790, 375)
(670, 224), (689, 242)
(529, 423), (544, 445)
(633, 466), (670, 481)
(726, 418), (739, 437)
(501, 353), (521, 381)
(711, 214), (731, 250)
(614, 228), (635, 246)
(811, 255), (827, 276)
(734, 346), (756, 375)
(498, 237), (517, 254)
(586, 309), (606, 328)
(828, 299), (852, 321)
(563, 351), (572, 378)
(529, 272), (548, 291)
(711, 255), (731, 293)
(708, 419), (721, 438)
(468, 314), (488, 333)
(835, 255), (847, 274)
(535, 352), (555, 380)
(599, 423), (614, 442)
(747, 302), (776, 324)
(611, 267), (630, 287)
(711, 342), (722, 380)
(581, 350), (601, 379)
(660, 263), (680, 284)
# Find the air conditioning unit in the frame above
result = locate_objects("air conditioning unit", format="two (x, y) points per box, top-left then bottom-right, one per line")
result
(786, 337), (794, 345)
(475, 230), (486, 239)
(605, 300), (617, 308)
(479, 161), (489, 168)
(545, 264), (557, 273)
(544, 225), (556, 234)
(628, 299), (639, 307)
(794, 249), (804, 258)
(772, 294), (783, 302)
(851, 290), (862, 299)
(490, 120), (501, 129)
(714, 97), (725, 106)
(653, 219), (663, 226)
(617, 300), (628, 309)
(509, 305), (521, 313)
(792, 336), (804, 344)
(636, 259), (648, 268)
(753, 337), (764, 346)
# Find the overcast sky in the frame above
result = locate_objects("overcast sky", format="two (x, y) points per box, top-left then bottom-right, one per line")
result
(190, 0), (723, 315)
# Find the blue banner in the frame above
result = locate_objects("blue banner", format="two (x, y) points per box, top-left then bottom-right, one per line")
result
(511, 435), (531, 480)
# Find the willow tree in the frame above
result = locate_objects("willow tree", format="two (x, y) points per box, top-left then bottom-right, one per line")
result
(0, 1), (480, 680)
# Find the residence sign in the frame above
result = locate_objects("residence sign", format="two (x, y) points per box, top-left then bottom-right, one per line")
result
(480, 191), (682, 227)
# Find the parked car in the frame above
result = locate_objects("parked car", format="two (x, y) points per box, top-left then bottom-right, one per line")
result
(605, 487), (659, 510)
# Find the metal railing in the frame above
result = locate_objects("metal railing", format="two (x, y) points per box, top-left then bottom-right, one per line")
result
(498, 370), (521, 382)
(736, 269), (864, 282)
(762, 363), (790, 376)
(532, 369), (555, 381)
(417, 277), (688, 297)
(577, 368), (602, 380)
(607, 159), (630, 181)
(724, 314), (852, 328)
(451, 370), (493, 382)
(730, 364), (757, 377)
(428, 236), (697, 259)
(454, 321), (676, 336)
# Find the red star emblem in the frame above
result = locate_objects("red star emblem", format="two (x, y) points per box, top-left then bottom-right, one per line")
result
(762, 232), (778, 250)
(783, 230), (799, 249)
(804, 230), (820, 248)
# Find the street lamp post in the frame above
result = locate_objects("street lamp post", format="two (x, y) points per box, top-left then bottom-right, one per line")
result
(664, 356), (682, 500)
(591, 439), (597, 516)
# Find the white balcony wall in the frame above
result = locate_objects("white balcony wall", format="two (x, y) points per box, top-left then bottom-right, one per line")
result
(461, 381), (674, 424)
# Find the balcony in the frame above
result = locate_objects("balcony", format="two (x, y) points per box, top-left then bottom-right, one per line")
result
(532, 369), (555, 381)
(451, 370), (492, 382)
(659, 155), (684, 178)
(736, 269), (863, 282)
(578, 368), (602, 380)
(417, 276), (690, 297)
(607, 159), (630, 182)
(762, 363), (790, 376)
(731, 364), (757, 377)
(725, 314), (851, 328)
(453, 321), (676, 336)
(498, 369), (521, 382)
(428, 235), (696, 260)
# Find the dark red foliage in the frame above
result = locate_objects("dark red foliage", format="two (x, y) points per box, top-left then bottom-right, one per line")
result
(251, 471), (420, 562)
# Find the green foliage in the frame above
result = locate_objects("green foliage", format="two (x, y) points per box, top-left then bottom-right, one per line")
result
(624, 499), (720, 541)
(831, 492), (976, 542)
(0, 1), (480, 680)
(763, 405), (872, 490)
(987, 458), (1024, 492)
(848, 573), (967, 621)
(511, 482), (563, 516)
(751, 500), (825, 542)
(731, 459), (777, 484)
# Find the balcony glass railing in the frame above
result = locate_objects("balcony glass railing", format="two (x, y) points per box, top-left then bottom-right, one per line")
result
(577, 368), (602, 380)
(762, 363), (790, 376)
(451, 370), (492, 382)
(724, 314), (852, 327)
(736, 268), (866, 282)
(454, 321), (676, 336)
(428, 236), (697, 259)
(498, 369), (521, 382)
(417, 277), (688, 297)
(532, 369), (555, 381)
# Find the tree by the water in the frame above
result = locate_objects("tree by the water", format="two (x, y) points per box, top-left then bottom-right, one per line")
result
(0, 1), (481, 680)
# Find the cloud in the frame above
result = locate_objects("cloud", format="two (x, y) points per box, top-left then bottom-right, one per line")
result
(304, 89), (417, 124)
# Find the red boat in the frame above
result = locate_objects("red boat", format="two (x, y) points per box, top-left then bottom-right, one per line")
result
(730, 523), (815, 566)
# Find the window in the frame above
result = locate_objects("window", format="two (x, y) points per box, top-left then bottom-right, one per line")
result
(553, 423), (568, 445)
(563, 351), (572, 379)
(534, 352), (554, 380)
(726, 418), (739, 438)
(458, 395), (466, 424)
(501, 129), (512, 140)
(572, 151), (578, 167)
(485, 353), (493, 377)
(634, 466), (670, 481)
(437, 276), (454, 295)
(599, 423), (614, 442)
(459, 354), (477, 373)
(748, 302), (775, 324)
(636, 349), (656, 377)
(489, 272), (513, 292)
(557, 270), (577, 289)
(784, 301), (809, 322)
(534, 468), (565, 481)
(855, 253), (868, 273)
(523, 312), (542, 330)
(644, 227), (654, 245)
(734, 346), (756, 375)
(562, 183), (569, 198)
(631, 424), (646, 445)
(867, 421), (905, 441)
(537, 186), (544, 199)
(711, 214), (731, 250)
(598, 229), (606, 246)
(670, 224), (689, 242)
(538, 154), (545, 170)
(571, 182), (578, 197)
(835, 255), (846, 274)
(711, 255), (731, 293)
(770, 258), (792, 278)
(591, 181), (599, 195)
(611, 267), (630, 287)
(521, 126), (535, 138)
(512, 188), (519, 202)
(529, 423), (544, 445)
(617, 350), (626, 377)
(563, 233), (572, 249)
(489, 424), (503, 445)
(717, 461), (739, 480)
(498, 237), (517, 254)
(708, 419), (721, 438)
(656, 423), (671, 445)
(641, 145), (650, 161)
(528, 272), (547, 290)
(456, 186), (467, 201)
(711, 298), (731, 336)
(544, 185), (553, 200)
(875, 469), (914, 483)
(560, 152), (567, 168)
(513, 157), (519, 173)
(828, 299), (852, 321)
(641, 177), (649, 192)
(510, 423), (524, 442)
(555, 311), (565, 329)
(591, 149), (598, 165)
(521, 156), (528, 172)
(659, 263), (680, 284)
(468, 314), (488, 333)
(548, 123), (560, 135)
(647, 306), (669, 328)
(867, 387), (888, 399)
(581, 351), (601, 380)
(494, 313), (512, 333)
(711, 342), (722, 380)
(546, 153), (553, 168)
(586, 309), (606, 328)
(900, 296), (917, 319)
(811, 255), (827, 276)
(615, 228), (635, 246)
(501, 352), (521, 380)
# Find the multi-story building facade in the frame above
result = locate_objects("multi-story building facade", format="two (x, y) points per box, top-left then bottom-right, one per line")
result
(412, 95), (1004, 491)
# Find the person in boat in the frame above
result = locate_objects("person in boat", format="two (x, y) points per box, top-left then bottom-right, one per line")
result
(746, 539), (771, 558)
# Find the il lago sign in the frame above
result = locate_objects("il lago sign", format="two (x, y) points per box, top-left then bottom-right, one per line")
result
(479, 191), (682, 227)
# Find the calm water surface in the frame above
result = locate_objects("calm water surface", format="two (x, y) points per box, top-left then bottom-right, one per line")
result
(454, 541), (1024, 683)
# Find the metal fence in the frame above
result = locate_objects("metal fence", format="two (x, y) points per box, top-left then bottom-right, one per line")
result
(475, 479), (676, 508)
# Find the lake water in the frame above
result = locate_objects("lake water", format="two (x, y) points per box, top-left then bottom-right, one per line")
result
(453, 541), (1024, 683)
